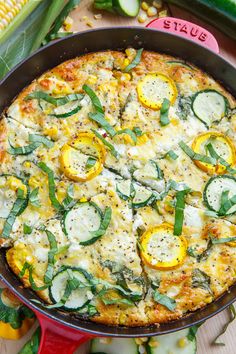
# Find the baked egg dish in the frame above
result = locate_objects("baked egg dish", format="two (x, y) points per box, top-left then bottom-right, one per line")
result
(0, 49), (236, 327)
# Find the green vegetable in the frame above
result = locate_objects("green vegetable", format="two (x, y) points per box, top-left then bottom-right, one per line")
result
(86, 157), (97, 170)
(61, 184), (75, 210)
(94, 0), (141, 17)
(179, 140), (217, 165)
(174, 189), (190, 236)
(91, 129), (119, 158)
(88, 207), (112, 242)
(211, 236), (236, 244)
(133, 127), (143, 136)
(1, 189), (27, 238)
(37, 162), (62, 211)
(83, 84), (104, 114)
(23, 223), (33, 235)
(153, 290), (176, 311)
(44, 230), (58, 284)
(25, 91), (84, 107)
(166, 0), (236, 40)
(212, 304), (236, 345)
(187, 323), (203, 341)
(18, 327), (41, 354)
(164, 150), (179, 160)
(206, 142), (236, 174)
(116, 128), (137, 144)
(8, 134), (53, 155)
(0, 288), (35, 330)
(124, 48), (143, 72)
(101, 297), (134, 306)
(19, 262), (48, 291)
(192, 268), (212, 294)
(160, 98), (170, 126)
(29, 187), (41, 208)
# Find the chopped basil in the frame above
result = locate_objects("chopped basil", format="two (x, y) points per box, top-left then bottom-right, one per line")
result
(116, 128), (137, 144)
(160, 98), (170, 126)
(133, 127), (143, 136)
(29, 187), (41, 208)
(25, 91), (84, 107)
(83, 84), (116, 137)
(86, 156), (97, 170)
(206, 142), (236, 174)
(174, 189), (190, 236)
(50, 104), (82, 118)
(124, 48), (143, 73)
(1, 189), (27, 238)
(37, 162), (62, 210)
(8, 134), (53, 155)
(179, 140), (217, 165)
(91, 129), (119, 158)
(212, 304), (235, 345)
(218, 189), (236, 216)
(153, 290), (176, 311)
(211, 236), (236, 244)
(192, 268), (212, 294)
(28, 134), (54, 148)
(101, 297), (134, 306)
(44, 230), (58, 284)
(61, 184), (75, 210)
(164, 150), (179, 160)
(187, 246), (199, 258)
(187, 323), (203, 341)
(23, 223), (33, 235)
(19, 262), (48, 291)
(83, 206), (112, 244)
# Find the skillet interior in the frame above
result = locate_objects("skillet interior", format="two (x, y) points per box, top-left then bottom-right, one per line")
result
(0, 27), (236, 336)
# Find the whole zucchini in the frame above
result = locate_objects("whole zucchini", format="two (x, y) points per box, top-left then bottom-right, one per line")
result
(166, 0), (236, 40)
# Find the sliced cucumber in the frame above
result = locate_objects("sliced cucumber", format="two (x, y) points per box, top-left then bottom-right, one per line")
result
(148, 328), (197, 354)
(132, 184), (156, 209)
(49, 267), (92, 311)
(166, 60), (194, 70)
(203, 175), (236, 215)
(192, 90), (228, 127)
(116, 179), (135, 200)
(113, 0), (140, 17)
(63, 202), (102, 244)
(133, 160), (165, 192)
(51, 101), (81, 118)
(90, 338), (139, 354)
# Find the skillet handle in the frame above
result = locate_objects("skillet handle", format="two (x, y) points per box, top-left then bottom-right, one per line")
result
(36, 310), (94, 354)
(146, 17), (219, 53)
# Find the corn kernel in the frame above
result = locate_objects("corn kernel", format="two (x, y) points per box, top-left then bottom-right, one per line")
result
(123, 58), (130, 67)
(138, 13), (147, 23)
(171, 118), (179, 126)
(63, 16), (73, 31)
(141, 2), (149, 11)
(135, 338), (143, 345)
(177, 337), (187, 348)
(28, 176), (40, 189)
(153, 0), (163, 9)
(86, 75), (97, 85)
(125, 48), (136, 58)
(149, 340), (159, 348)
(137, 133), (149, 145)
(82, 16), (88, 21)
(6, 176), (27, 194)
(158, 10), (168, 17)
(23, 161), (31, 169)
(147, 6), (158, 17)
(86, 20), (94, 28)
(94, 13), (102, 20)
(120, 73), (131, 82)
(43, 126), (58, 140)
(79, 197), (87, 203)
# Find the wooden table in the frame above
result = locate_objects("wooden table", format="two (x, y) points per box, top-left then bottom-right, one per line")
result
(1, 1), (235, 353)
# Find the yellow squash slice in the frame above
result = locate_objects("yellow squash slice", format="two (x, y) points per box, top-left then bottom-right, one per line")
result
(140, 223), (187, 270)
(137, 73), (178, 110)
(60, 132), (106, 182)
(192, 132), (236, 174)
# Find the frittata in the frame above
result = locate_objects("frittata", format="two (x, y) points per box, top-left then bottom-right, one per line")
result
(0, 49), (236, 327)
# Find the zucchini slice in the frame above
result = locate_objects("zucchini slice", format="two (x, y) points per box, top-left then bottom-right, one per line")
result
(192, 90), (228, 127)
(51, 101), (82, 118)
(132, 184), (156, 209)
(147, 328), (197, 354)
(203, 175), (236, 215)
(63, 202), (103, 245)
(133, 160), (165, 192)
(116, 179), (135, 200)
(49, 267), (92, 311)
(90, 337), (139, 354)
(113, 0), (140, 17)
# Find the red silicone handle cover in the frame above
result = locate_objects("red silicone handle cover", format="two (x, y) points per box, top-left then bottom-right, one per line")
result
(146, 17), (219, 53)
(36, 310), (94, 354)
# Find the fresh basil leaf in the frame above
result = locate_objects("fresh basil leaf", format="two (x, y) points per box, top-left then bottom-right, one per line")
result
(92, 129), (119, 158)
(38, 162), (62, 210)
(29, 187), (41, 208)
(29, 134), (54, 148)
(179, 141), (217, 165)
(44, 230), (58, 284)
(165, 150), (179, 160)
(87, 304), (98, 317)
(50, 104), (82, 118)
(160, 98), (170, 126)
(212, 304), (235, 345)
(116, 128), (137, 144)
(101, 297), (134, 306)
(8, 140), (41, 155)
(23, 223), (33, 235)
(124, 48), (143, 73)
(86, 156), (97, 170)
(206, 142), (236, 174)
(1, 189), (27, 238)
(89, 207), (112, 240)
(83, 84), (104, 114)
(174, 189), (190, 236)
(187, 323), (203, 341)
(187, 246), (199, 258)
(89, 112), (116, 137)
(25, 91), (84, 107)
(153, 290), (176, 311)
(18, 327), (41, 354)
(133, 126), (143, 136)
(62, 184), (75, 210)
(19, 262), (48, 291)
(218, 189), (236, 216)
(192, 268), (212, 294)
(211, 237), (236, 244)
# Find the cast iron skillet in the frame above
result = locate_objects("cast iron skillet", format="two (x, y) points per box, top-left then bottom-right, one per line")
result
(0, 19), (235, 354)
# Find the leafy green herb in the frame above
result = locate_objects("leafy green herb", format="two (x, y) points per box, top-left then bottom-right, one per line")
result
(218, 190), (236, 216)
(25, 91), (84, 107)
(160, 98), (170, 126)
(94, 0), (114, 12)
(19, 262), (48, 291)
(192, 268), (212, 294)
(50, 104), (82, 118)
(38, 162), (61, 210)
(187, 246), (199, 258)
(23, 223), (33, 235)
(101, 297), (134, 306)
(8, 134), (53, 155)
(92, 129), (119, 158)
(211, 236), (236, 244)
(86, 304), (98, 317)
(1, 189), (27, 238)
(206, 142), (236, 174)
(124, 48), (143, 72)
(177, 95), (192, 120)
(86, 156), (97, 170)
(212, 304), (235, 345)
(44, 230), (58, 284)
(61, 184), (75, 210)
(187, 323), (203, 341)
(153, 290), (176, 311)
(29, 187), (41, 208)
(133, 127), (143, 136)
(116, 128), (137, 144)
(165, 150), (179, 160)
(28, 134), (54, 148)
(18, 327), (41, 354)
(174, 189), (190, 236)
(179, 140), (217, 165)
